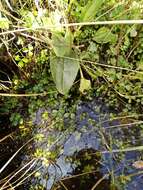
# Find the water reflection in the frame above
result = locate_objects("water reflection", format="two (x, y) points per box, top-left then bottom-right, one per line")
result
(32, 99), (143, 190)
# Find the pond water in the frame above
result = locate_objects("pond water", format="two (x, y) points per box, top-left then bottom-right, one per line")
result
(0, 98), (143, 189)
(30, 99), (143, 190)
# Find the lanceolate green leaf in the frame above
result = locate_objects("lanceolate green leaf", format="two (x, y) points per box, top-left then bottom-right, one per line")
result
(50, 53), (80, 94)
(80, 0), (104, 22)
(51, 31), (73, 57)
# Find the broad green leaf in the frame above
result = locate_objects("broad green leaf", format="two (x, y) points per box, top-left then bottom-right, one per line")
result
(80, 0), (104, 22)
(0, 18), (9, 29)
(50, 52), (80, 94)
(93, 27), (117, 44)
(79, 77), (91, 93)
(51, 31), (73, 57)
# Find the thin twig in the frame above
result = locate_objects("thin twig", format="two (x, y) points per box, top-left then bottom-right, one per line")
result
(1, 20), (143, 36)
(1, 159), (37, 189)
(0, 138), (33, 174)
(0, 133), (13, 143)
(102, 145), (143, 154)
(11, 166), (42, 189)
(59, 181), (69, 190)
(105, 120), (143, 129)
(91, 174), (109, 190)
(0, 91), (56, 97)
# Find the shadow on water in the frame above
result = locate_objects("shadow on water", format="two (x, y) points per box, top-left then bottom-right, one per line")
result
(58, 148), (111, 190)
(0, 115), (29, 190)
(0, 116), (19, 177)
(31, 99), (143, 190)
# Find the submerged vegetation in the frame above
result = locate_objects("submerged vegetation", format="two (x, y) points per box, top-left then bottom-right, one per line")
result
(0, 0), (143, 189)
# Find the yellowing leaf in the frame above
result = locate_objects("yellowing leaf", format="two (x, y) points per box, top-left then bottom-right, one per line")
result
(130, 28), (137, 37)
(80, 77), (91, 93)
(133, 161), (143, 169)
(0, 18), (9, 29)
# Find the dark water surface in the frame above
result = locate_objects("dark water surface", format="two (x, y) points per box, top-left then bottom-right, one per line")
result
(31, 99), (143, 190)
(0, 115), (25, 189)
(1, 99), (143, 189)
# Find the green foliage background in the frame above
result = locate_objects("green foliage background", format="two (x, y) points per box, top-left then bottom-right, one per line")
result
(0, 0), (143, 189)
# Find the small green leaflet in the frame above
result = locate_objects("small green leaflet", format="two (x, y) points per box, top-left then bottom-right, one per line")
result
(79, 77), (91, 93)
(93, 27), (117, 44)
